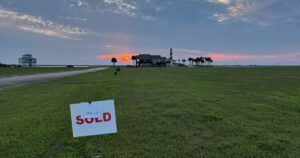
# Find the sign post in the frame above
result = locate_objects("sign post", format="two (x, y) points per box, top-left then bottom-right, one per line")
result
(70, 100), (117, 138)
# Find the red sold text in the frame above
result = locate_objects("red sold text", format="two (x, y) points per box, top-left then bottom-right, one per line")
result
(76, 112), (111, 124)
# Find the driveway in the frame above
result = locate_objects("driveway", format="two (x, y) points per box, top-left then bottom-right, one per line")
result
(0, 67), (108, 89)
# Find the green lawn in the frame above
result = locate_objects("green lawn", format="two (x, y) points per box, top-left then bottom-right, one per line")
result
(0, 67), (299, 157)
(0, 67), (90, 77)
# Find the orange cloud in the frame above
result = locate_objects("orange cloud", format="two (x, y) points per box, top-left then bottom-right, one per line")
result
(209, 53), (300, 61)
(210, 53), (255, 61)
(98, 44), (140, 62)
(97, 53), (138, 62)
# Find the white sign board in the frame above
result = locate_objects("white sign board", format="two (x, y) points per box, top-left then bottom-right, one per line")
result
(70, 100), (117, 138)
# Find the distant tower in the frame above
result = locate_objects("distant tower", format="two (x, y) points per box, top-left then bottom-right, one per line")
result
(170, 48), (173, 60)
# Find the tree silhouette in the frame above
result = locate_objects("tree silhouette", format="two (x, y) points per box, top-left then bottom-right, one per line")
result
(193, 57), (200, 66)
(111, 57), (117, 66)
(204, 57), (209, 65)
(182, 59), (186, 65)
(209, 57), (213, 65)
(191, 56), (213, 66)
(199, 57), (205, 66)
(205, 57), (213, 65)
(194, 58), (198, 65)
(188, 57), (193, 65)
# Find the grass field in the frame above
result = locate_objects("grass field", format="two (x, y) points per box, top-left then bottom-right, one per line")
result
(0, 67), (90, 77)
(0, 67), (299, 157)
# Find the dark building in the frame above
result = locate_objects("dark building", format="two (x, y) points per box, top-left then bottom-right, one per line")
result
(135, 54), (168, 67)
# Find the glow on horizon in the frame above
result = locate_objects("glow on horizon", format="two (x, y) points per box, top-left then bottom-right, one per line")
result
(97, 53), (138, 63)
(209, 52), (300, 62)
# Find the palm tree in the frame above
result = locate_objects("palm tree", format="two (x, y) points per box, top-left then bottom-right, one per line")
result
(205, 57), (213, 65)
(204, 57), (210, 65)
(131, 55), (137, 67)
(209, 57), (213, 65)
(194, 57), (200, 66)
(188, 57), (193, 65)
(182, 59), (186, 65)
(111, 57), (117, 66)
(199, 57), (205, 66)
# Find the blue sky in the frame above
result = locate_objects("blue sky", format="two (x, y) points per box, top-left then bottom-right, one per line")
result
(0, 0), (300, 65)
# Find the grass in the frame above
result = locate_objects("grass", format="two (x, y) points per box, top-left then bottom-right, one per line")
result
(0, 67), (299, 157)
(0, 67), (90, 77)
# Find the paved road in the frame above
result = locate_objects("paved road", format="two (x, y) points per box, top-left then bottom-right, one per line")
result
(0, 67), (108, 89)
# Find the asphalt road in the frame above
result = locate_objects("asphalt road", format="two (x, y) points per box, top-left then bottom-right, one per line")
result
(0, 67), (108, 89)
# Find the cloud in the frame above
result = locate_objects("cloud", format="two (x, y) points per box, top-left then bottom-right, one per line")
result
(209, 52), (300, 62)
(68, 0), (157, 21)
(207, 0), (233, 5)
(0, 6), (151, 42)
(208, 0), (280, 25)
(103, 0), (137, 17)
(65, 0), (299, 25)
(102, 44), (140, 54)
(77, 0), (83, 7)
(58, 16), (87, 21)
(177, 48), (209, 54)
(0, 7), (90, 39)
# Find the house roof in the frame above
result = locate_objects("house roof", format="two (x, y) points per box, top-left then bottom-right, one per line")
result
(22, 54), (33, 58)
(136, 54), (164, 60)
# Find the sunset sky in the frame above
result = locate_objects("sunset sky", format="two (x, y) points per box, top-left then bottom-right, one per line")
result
(1, 0), (300, 65)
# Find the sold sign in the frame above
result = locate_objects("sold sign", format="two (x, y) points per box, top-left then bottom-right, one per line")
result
(70, 100), (117, 137)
